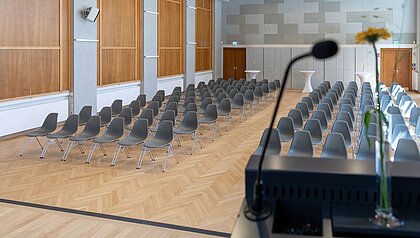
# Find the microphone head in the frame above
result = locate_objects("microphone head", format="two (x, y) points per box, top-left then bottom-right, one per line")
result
(312, 40), (338, 59)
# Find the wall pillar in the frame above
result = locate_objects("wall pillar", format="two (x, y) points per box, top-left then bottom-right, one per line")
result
(214, 0), (222, 79)
(142, 0), (158, 101)
(184, 0), (196, 88)
(70, 0), (98, 114)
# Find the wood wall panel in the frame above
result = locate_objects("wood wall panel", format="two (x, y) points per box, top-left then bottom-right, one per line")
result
(158, 0), (184, 77)
(101, 50), (136, 85)
(0, 0), (69, 100)
(0, 50), (60, 100)
(195, 0), (213, 72)
(98, 0), (142, 86)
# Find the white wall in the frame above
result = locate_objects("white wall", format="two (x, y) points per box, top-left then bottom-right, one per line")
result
(0, 93), (69, 137)
(195, 71), (213, 85)
(97, 82), (141, 110)
(157, 76), (184, 96)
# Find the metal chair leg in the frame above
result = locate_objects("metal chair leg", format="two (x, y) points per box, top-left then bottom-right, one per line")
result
(55, 139), (64, 151)
(111, 145), (122, 166)
(86, 143), (97, 164)
(163, 145), (171, 172)
(99, 144), (107, 156)
(40, 140), (52, 159)
(61, 141), (74, 161)
(77, 143), (85, 154)
(123, 146), (131, 158)
(136, 148), (147, 169)
(19, 137), (34, 156)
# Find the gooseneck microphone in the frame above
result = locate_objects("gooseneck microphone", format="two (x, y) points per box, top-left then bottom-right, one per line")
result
(244, 40), (338, 221)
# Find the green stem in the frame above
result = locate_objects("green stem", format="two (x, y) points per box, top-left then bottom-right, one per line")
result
(373, 43), (391, 210)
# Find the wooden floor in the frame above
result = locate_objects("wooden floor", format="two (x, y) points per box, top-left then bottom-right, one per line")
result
(0, 90), (418, 236)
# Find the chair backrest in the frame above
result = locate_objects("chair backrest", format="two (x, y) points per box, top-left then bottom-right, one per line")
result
(98, 107), (112, 125)
(321, 97), (333, 110)
(387, 105), (401, 115)
(111, 99), (123, 116)
(152, 95), (163, 108)
(287, 109), (303, 129)
(235, 83), (243, 90)
(136, 94), (147, 107)
(129, 100), (141, 117)
(318, 85), (327, 96)
(343, 93), (355, 106)
(321, 133), (347, 159)
(154, 121), (173, 144)
(180, 111), (198, 132)
(105, 117), (125, 139)
(244, 90), (254, 102)
(240, 86), (249, 94)
(183, 96), (196, 108)
(160, 110), (176, 126)
(218, 98), (231, 113)
(203, 104), (218, 121)
(309, 92), (320, 105)
(336, 111), (353, 131)
(200, 97), (213, 111)
(226, 85), (234, 94)
(61, 114), (79, 134)
(390, 114), (406, 134)
(184, 103), (197, 114)
(233, 93), (244, 106)
(287, 130), (313, 158)
(296, 102), (309, 119)
(262, 84), (270, 94)
(249, 83), (256, 91)
(250, 78), (257, 84)
(165, 102), (178, 117)
(274, 79), (281, 88)
(391, 124), (411, 150)
(229, 89), (239, 100)
(332, 120), (351, 147)
(268, 82), (276, 91)
(317, 103), (332, 120)
(357, 135), (376, 160)
(254, 87), (263, 97)
(402, 101), (416, 118)
(78, 105), (92, 124)
(39, 112), (59, 133)
(276, 117), (294, 142)
(359, 123), (377, 145)
(201, 92), (211, 100)
(256, 81), (263, 86)
(81, 115), (101, 137)
(303, 119), (322, 145)
(339, 104), (355, 122)
(262, 79), (269, 85)
(301, 97), (314, 112)
(340, 98), (354, 108)
(127, 118), (148, 141)
(254, 128), (282, 157)
(396, 91), (407, 104)
(217, 93), (227, 104)
(326, 93), (337, 106)
(244, 81), (251, 86)
(147, 101), (160, 117)
(410, 107), (420, 127)
(139, 109), (153, 127)
(311, 110), (328, 131)
(394, 139), (420, 161)
(168, 95), (180, 104)
(119, 107), (132, 126)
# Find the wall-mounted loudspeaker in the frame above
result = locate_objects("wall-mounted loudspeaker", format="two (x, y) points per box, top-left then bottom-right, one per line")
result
(82, 7), (100, 22)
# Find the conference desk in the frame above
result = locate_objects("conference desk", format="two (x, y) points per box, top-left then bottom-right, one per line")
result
(231, 156), (420, 237)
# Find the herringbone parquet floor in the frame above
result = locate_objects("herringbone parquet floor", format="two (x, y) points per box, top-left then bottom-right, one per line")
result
(0, 90), (303, 235)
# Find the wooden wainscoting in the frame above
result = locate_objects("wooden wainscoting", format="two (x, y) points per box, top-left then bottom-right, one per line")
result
(196, 0), (213, 72)
(158, 0), (184, 78)
(98, 0), (142, 86)
(0, 0), (70, 100)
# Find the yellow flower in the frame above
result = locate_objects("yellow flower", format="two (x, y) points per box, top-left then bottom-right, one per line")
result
(354, 27), (391, 44)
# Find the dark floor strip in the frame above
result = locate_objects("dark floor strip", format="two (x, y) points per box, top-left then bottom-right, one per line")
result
(0, 198), (230, 237)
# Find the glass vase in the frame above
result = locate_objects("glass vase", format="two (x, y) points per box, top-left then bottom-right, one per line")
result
(369, 136), (404, 228)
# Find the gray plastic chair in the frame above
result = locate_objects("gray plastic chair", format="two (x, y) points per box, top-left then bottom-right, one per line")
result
(216, 92), (227, 105)
(147, 101), (160, 117)
(321, 97), (334, 113)
(357, 135), (376, 160)
(309, 92), (320, 105)
(394, 139), (420, 161)
(152, 95), (163, 108)
(321, 133), (348, 159)
(244, 90), (255, 114)
(179, 96), (195, 113)
(396, 91), (407, 105)
(311, 110), (328, 132)
(340, 98), (354, 108)
(217, 98), (232, 131)
(197, 97), (213, 114)
(286, 131), (313, 158)
(231, 93), (245, 120)
(151, 110), (175, 133)
(288, 109), (303, 130)
(86, 117), (124, 164)
(254, 87), (264, 105)
(317, 103), (332, 121)
(119, 107), (132, 128)
(137, 121), (177, 172)
(336, 111), (354, 132)
(339, 104), (355, 123)
(390, 114), (406, 135)
(276, 117), (295, 142)
(304, 119), (322, 145)
(274, 79), (281, 89)
(240, 86), (248, 95)
(391, 124), (411, 150)
(111, 99), (123, 116)
(343, 93), (356, 107)
(78, 106), (92, 125)
(332, 120), (354, 159)
(296, 102), (309, 120)
(198, 104), (220, 141)
(177, 103), (197, 122)
(136, 94), (147, 108)
(402, 101), (417, 119)
(301, 97), (314, 112)
(253, 128), (282, 158)
(387, 106), (401, 115)
(129, 100), (141, 118)
(398, 95), (412, 108)
(111, 118), (148, 166)
(157, 102), (178, 120)
(62, 116), (101, 161)
(174, 111), (201, 155)
(138, 109), (154, 128)
(228, 89), (239, 101)
(40, 114), (79, 159)
(248, 83), (256, 91)
(20, 112), (58, 156)
(98, 106), (112, 127)
(326, 93), (338, 107)
(358, 123), (377, 145)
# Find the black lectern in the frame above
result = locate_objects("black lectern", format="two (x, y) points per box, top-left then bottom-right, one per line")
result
(231, 156), (420, 237)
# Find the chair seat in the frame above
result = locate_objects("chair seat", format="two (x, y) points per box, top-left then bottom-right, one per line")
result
(144, 139), (171, 148)
(70, 134), (95, 142)
(198, 118), (216, 124)
(118, 136), (146, 146)
(27, 128), (52, 137)
(93, 135), (120, 143)
(174, 127), (194, 135)
(47, 131), (73, 139)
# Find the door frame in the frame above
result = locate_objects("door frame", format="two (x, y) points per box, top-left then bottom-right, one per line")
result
(380, 48), (412, 90)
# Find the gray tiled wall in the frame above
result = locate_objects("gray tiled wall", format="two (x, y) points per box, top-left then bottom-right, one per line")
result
(222, 0), (417, 44)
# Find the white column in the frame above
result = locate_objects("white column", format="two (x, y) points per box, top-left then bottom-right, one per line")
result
(213, 0), (223, 79)
(184, 0), (196, 88)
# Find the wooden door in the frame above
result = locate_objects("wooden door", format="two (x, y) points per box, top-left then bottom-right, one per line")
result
(380, 48), (412, 89)
(223, 48), (246, 80)
(235, 48), (246, 80)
